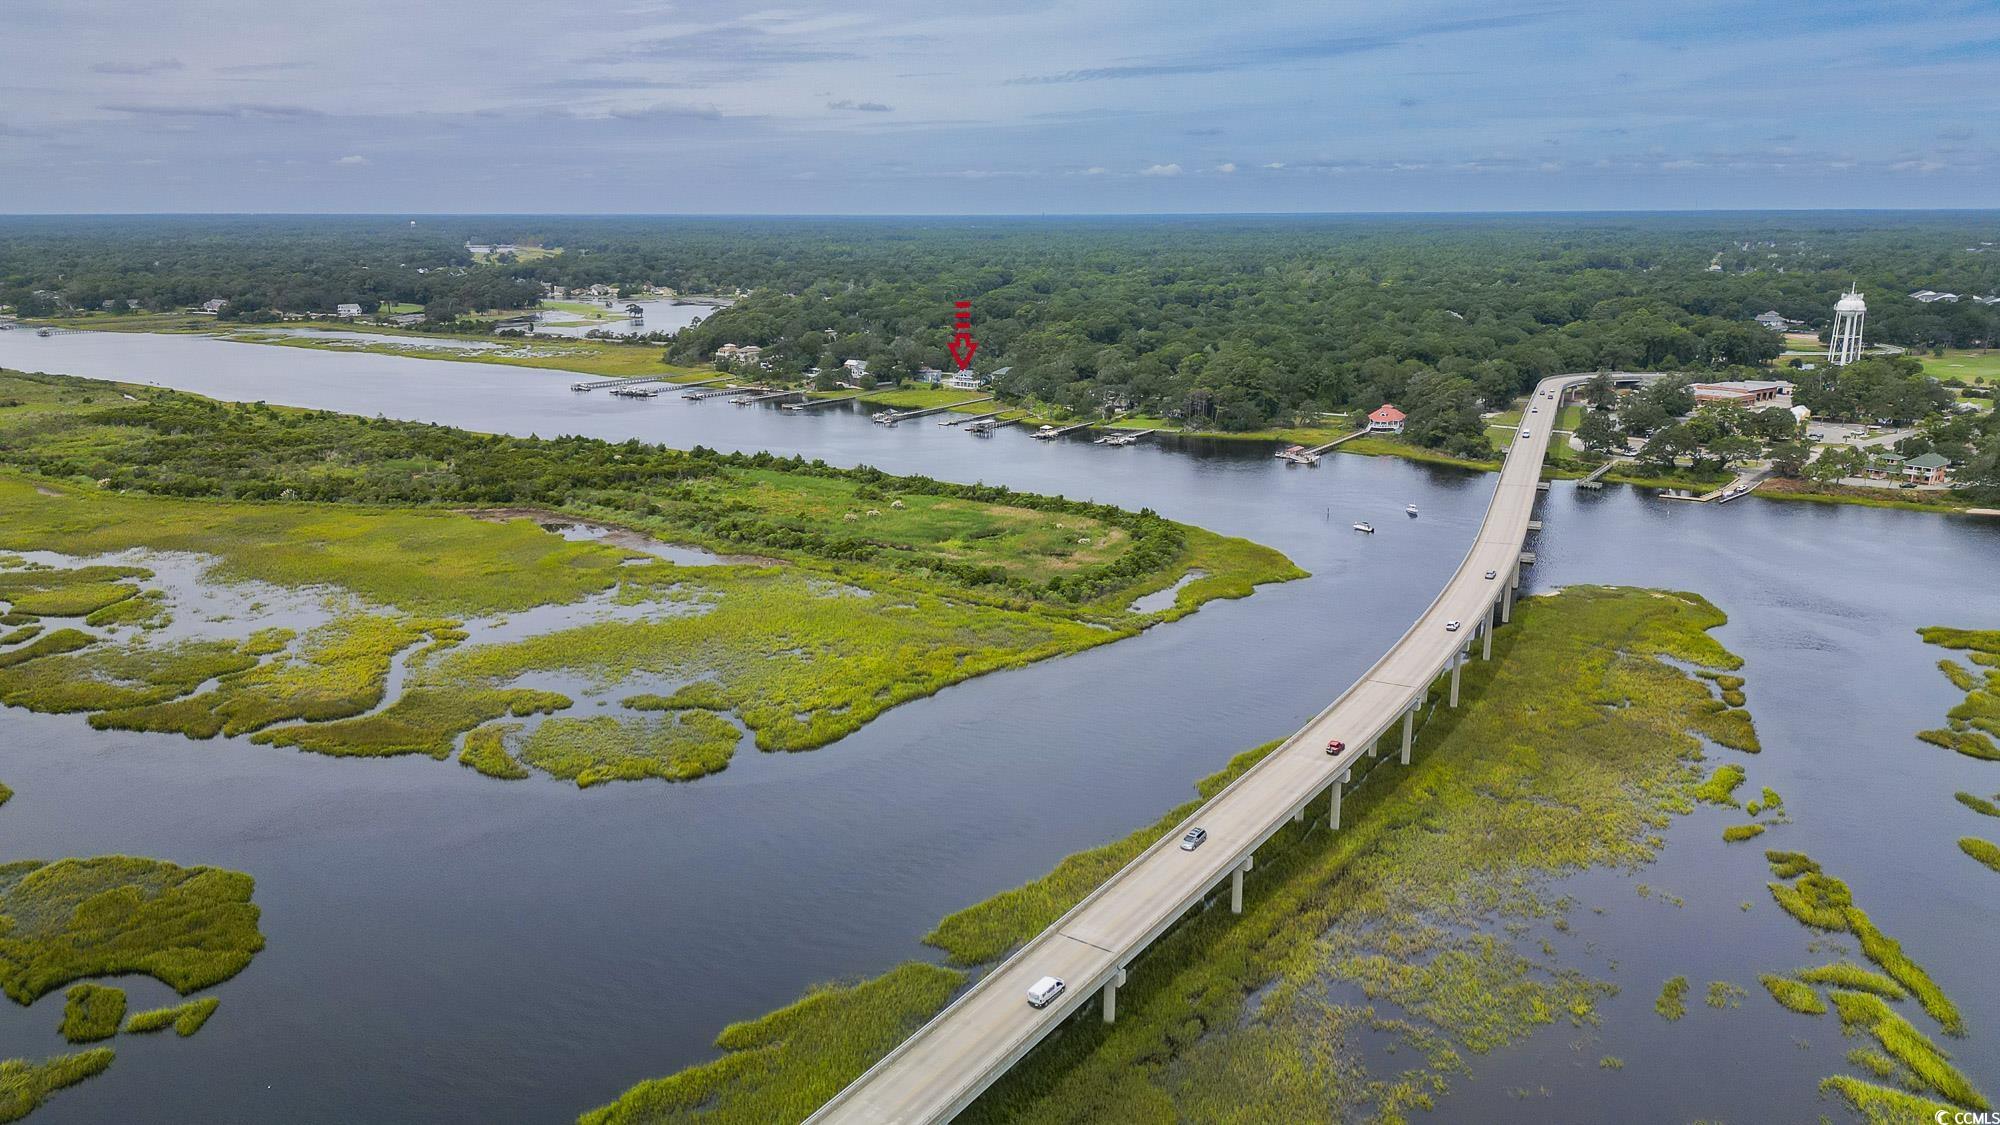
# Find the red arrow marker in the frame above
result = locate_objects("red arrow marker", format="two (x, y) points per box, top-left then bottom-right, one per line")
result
(949, 299), (977, 371)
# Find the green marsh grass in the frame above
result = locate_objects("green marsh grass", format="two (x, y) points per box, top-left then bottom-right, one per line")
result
(1959, 837), (2000, 873)
(1956, 792), (2000, 817)
(0, 856), (263, 1004)
(459, 724), (530, 780)
(1693, 764), (1745, 806)
(57, 984), (124, 1043)
(0, 1049), (114, 1123)
(1721, 823), (1765, 842)
(123, 997), (218, 1037)
(1704, 980), (1746, 1009)
(520, 713), (741, 787)
(1757, 974), (1825, 1015)
(1828, 991), (1987, 1108)
(1820, 1074), (1958, 1124)
(1795, 963), (1906, 1000)
(1656, 977), (1689, 1021)
(1765, 853), (1963, 1036)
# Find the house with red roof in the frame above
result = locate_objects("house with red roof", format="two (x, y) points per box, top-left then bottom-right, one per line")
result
(1366, 404), (1406, 434)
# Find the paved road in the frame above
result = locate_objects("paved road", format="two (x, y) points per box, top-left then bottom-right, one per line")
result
(809, 374), (1599, 1125)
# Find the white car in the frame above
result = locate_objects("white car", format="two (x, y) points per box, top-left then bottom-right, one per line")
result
(1027, 976), (1066, 1009)
(1445, 620), (1462, 632)
(1520, 428), (1530, 438)
(1180, 827), (1208, 851)
(1484, 569), (1497, 579)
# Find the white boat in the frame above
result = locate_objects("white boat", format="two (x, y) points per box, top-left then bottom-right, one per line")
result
(1352, 522), (1375, 534)
(1405, 504), (1419, 516)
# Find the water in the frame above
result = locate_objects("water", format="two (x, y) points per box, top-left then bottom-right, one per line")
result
(532, 299), (722, 339)
(0, 330), (1996, 1121)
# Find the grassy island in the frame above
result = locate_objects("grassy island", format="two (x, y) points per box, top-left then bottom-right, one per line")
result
(0, 370), (1301, 786)
(582, 585), (1768, 1123)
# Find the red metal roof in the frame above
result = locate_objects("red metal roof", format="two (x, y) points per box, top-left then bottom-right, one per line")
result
(1368, 404), (1406, 423)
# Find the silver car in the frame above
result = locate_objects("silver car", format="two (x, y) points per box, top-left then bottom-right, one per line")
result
(1445, 620), (1462, 632)
(1180, 827), (1208, 851)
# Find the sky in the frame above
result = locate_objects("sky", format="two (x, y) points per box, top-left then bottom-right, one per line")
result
(3, 0), (1998, 214)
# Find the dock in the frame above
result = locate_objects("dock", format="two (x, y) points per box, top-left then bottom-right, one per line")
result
(872, 395), (993, 425)
(1575, 460), (1619, 490)
(782, 394), (862, 411)
(732, 389), (805, 406)
(941, 410), (1006, 428)
(1094, 429), (1156, 446)
(608, 386), (659, 398)
(966, 415), (1022, 434)
(683, 384), (769, 401)
(1030, 420), (1099, 440)
(570, 374), (689, 392)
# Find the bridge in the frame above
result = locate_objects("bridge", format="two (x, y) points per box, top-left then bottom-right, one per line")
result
(807, 372), (1645, 1125)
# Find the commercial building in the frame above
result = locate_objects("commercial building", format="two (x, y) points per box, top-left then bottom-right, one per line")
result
(1689, 380), (1792, 406)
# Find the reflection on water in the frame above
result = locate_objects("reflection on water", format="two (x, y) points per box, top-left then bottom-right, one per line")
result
(0, 330), (1995, 1122)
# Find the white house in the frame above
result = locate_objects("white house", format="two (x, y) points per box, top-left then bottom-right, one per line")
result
(914, 366), (944, 386)
(843, 358), (869, 379)
(335, 303), (363, 318)
(943, 371), (985, 391)
(201, 298), (227, 313)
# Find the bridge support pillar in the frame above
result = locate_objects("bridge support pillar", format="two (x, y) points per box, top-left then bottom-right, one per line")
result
(1502, 578), (1514, 623)
(1230, 856), (1252, 914)
(1329, 779), (1343, 829)
(1103, 967), (1127, 1023)
(1482, 603), (1494, 660)
(1366, 736), (1377, 759)
(1400, 707), (1414, 765)
(1449, 647), (1464, 708)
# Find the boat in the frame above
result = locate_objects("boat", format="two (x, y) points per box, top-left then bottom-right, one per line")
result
(1406, 504), (1419, 516)
(1352, 522), (1375, 534)
(36, 327), (53, 337)
(1032, 425), (1059, 440)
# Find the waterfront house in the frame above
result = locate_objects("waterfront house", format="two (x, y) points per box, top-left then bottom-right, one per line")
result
(1367, 404), (1406, 433)
(1901, 452), (1952, 485)
(943, 371), (985, 391)
(336, 303), (363, 318)
(201, 298), (227, 313)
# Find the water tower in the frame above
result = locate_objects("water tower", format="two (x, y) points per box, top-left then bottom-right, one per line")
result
(1828, 286), (1865, 366)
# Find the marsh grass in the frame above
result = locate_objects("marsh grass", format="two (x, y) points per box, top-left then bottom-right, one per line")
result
(0, 856), (264, 1005)
(1704, 980), (1746, 1009)
(1959, 837), (2000, 873)
(519, 713), (741, 787)
(0, 633), (274, 715)
(1656, 977), (1689, 1021)
(577, 963), (962, 1125)
(1796, 964), (1906, 1000)
(1827, 991), (1987, 1109)
(1764, 853), (1963, 1037)
(57, 984), (124, 1043)
(1955, 792), (2000, 817)
(0, 1049), (114, 1123)
(1721, 823), (1765, 842)
(1757, 974), (1825, 1015)
(1820, 1074), (1958, 1124)
(122, 997), (218, 1037)
(459, 723), (530, 780)
(1693, 764), (1745, 806)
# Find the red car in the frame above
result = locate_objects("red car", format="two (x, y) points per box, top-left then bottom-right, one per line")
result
(1325, 739), (1345, 755)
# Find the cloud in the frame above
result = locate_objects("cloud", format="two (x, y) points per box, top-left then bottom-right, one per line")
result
(827, 99), (892, 112)
(1082, 166), (1109, 175)
(1214, 162), (1236, 173)
(100, 102), (323, 119)
(604, 102), (725, 122)
(91, 58), (183, 76)
(1006, 11), (1554, 84)
(1263, 162), (1286, 169)
(333, 154), (368, 165)
(1140, 163), (1182, 176)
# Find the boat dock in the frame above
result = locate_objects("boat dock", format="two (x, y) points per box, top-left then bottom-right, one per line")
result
(609, 385), (659, 398)
(941, 410), (1006, 428)
(570, 374), (688, 392)
(683, 384), (768, 401)
(1031, 420), (1098, 440)
(872, 395), (993, 424)
(782, 394), (862, 411)
(1575, 460), (1619, 490)
(732, 388), (805, 406)
(1094, 429), (1156, 446)
(966, 415), (1021, 434)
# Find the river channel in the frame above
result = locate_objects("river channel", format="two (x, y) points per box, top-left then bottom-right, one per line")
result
(0, 329), (1994, 1123)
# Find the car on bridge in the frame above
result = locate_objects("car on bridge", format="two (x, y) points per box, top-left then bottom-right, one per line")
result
(1026, 976), (1066, 1009)
(1445, 620), (1462, 631)
(1179, 827), (1207, 851)
(1325, 738), (1345, 755)
(1485, 569), (1497, 579)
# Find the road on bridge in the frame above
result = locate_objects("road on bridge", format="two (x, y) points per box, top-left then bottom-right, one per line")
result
(810, 373), (1617, 1125)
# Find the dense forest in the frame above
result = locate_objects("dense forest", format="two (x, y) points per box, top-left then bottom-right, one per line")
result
(3, 213), (1997, 431)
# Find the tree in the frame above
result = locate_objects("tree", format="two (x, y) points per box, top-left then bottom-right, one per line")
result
(1582, 372), (1618, 411)
(1707, 434), (1763, 470)
(1576, 409), (1623, 455)
(1767, 441), (1812, 478)
(1620, 398), (1672, 437)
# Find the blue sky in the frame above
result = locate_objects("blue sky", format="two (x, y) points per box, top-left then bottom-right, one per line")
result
(3, 0), (1997, 213)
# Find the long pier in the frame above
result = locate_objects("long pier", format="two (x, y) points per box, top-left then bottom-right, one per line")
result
(941, 410), (1006, 428)
(569, 374), (689, 392)
(807, 372), (1662, 1125)
(783, 394), (862, 411)
(872, 396), (993, 424)
(732, 388), (805, 406)
(966, 415), (1021, 434)
(683, 384), (768, 401)
(1030, 420), (1097, 440)
(1093, 428), (1155, 446)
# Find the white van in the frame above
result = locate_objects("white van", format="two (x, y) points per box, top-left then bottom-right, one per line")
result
(1026, 976), (1066, 1009)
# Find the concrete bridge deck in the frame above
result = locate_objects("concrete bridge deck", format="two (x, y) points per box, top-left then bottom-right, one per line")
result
(808, 373), (1638, 1125)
